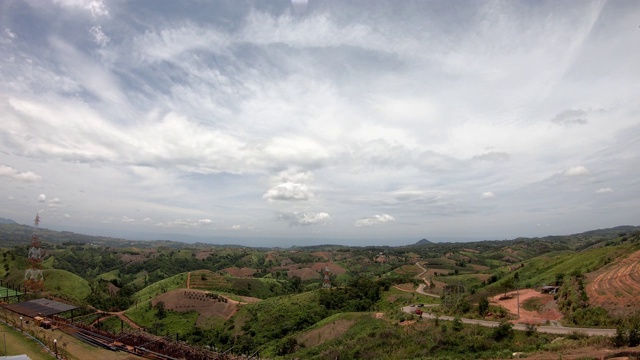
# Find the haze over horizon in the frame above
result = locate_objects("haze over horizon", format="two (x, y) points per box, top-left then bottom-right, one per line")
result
(1, 0), (639, 246)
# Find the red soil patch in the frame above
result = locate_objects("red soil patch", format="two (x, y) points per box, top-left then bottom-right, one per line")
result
(152, 289), (239, 325)
(297, 319), (355, 347)
(107, 282), (120, 295)
(586, 250), (640, 315)
(237, 296), (262, 304)
(265, 252), (277, 262)
(195, 250), (214, 260)
(491, 289), (562, 325)
(119, 253), (146, 263)
(223, 267), (257, 277)
(288, 268), (322, 281)
(311, 262), (347, 275)
(468, 264), (490, 272)
(394, 264), (422, 275)
(311, 252), (332, 260)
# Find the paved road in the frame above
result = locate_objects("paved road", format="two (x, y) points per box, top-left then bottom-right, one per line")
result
(416, 284), (440, 298)
(414, 262), (441, 298)
(401, 306), (616, 337)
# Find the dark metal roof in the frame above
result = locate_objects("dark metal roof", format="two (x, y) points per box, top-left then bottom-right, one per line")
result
(2, 298), (77, 318)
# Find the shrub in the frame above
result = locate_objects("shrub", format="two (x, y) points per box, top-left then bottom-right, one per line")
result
(491, 321), (514, 342)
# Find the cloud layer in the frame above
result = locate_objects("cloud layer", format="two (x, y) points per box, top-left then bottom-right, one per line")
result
(0, 1), (639, 244)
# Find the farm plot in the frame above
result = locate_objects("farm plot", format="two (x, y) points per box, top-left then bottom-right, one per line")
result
(586, 249), (640, 314)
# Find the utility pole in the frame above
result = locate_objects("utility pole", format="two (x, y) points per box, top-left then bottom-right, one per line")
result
(514, 272), (520, 319)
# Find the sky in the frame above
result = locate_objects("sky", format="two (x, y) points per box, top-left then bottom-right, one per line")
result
(1, 0), (639, 246)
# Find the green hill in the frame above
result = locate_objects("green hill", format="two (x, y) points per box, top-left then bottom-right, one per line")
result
(42, 269), (92, 303)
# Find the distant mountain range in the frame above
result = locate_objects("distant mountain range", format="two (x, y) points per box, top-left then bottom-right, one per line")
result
(0, 217), (16, 224)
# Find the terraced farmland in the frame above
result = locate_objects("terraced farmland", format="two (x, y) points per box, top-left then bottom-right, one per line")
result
(586, 249), (640, 315)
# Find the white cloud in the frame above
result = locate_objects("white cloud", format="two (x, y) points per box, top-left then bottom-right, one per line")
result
(48, 198), (63, 209)
(0, 2), (639, 244)
(38, 194), (46, 203)
(0, 165), (42, 183)
(595, 187), (613, 194)
(355, 214), (395, 227)
(54, 0), (109, 18)
(551, 109), (588, 126)
(279, 212), (331, 227)
(121, 216), (135, 222)
(564, 166), (590, 177)
(198, 219), (213, 225)
(63, 214), (71, 218)
(263, 182), (313, 201)
(89, 26), (110, 47)
(481, 192), (496, 199)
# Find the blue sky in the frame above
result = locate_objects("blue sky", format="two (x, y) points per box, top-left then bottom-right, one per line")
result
(1, 0), (639, 246)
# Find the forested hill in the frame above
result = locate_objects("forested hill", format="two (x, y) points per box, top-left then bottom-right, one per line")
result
(0, 223), (185, 249)
(0, 217), (16, 224)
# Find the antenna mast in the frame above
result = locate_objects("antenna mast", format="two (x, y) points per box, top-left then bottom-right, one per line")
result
(24, 213), (44, 293)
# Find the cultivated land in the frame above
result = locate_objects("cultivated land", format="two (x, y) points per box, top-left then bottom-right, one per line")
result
(586, 249), (640, 315)
(1, 223), (640, 359)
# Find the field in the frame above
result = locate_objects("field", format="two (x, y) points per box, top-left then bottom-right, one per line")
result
(0, 322), (55, 360)
(0, 286), (23, 298)
(152, 288), (239, 325)
(586, 249), (640, 315)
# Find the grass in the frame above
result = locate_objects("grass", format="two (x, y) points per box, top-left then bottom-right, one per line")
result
(0, 321), (55, 360)
(94, 315), (132, 334)
(96, 269), (120, 282)
(42, 269), (91, 303)
(133, 272), (188, 303)
(377, 286), (439, 313)
(522, 297), (544, 312)
(125, 302), (199, 336)
(0, 286), (23, 298)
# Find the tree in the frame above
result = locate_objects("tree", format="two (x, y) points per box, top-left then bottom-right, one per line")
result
(491, 321), (514, 342)
(452, 317), (463, 332)
(154, 301), (166, 319)
(629, 324), (640, 347)
(478, 297), (489, 317)
(613, 326), (627, 348)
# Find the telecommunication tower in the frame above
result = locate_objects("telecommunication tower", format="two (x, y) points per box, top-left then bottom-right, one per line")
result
(322, 266), (332, 288)
(24, 213), (44, 292)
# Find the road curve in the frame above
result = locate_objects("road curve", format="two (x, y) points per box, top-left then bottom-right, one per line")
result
(401, 306), (616, 337)
(416, 284), (441, 298)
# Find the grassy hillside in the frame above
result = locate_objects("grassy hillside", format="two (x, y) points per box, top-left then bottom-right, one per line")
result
(132, 272), (188, 303)
(42, 269), (92, 303)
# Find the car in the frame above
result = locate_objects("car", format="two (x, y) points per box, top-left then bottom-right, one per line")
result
(414, 309), (423, 315)
(410, 304), (415, 307)
(417, 303), (424, 307)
